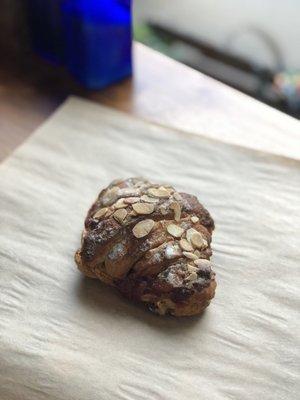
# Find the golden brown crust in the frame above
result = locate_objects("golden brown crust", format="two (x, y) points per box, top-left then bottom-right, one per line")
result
(75, 177), (216, 316)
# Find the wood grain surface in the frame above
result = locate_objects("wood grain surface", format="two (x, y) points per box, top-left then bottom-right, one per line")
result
(0, 42), (299, 163)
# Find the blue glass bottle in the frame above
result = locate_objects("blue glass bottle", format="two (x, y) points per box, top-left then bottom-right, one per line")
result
(62, 0), (132, 89)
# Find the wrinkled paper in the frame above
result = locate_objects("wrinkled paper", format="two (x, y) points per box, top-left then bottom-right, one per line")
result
(0, 97), (299, 400)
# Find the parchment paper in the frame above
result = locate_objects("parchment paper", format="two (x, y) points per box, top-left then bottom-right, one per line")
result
(0, 97), (299, 400)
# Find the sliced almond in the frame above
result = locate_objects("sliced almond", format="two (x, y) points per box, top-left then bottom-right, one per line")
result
(132, 202), (155, 215)
(186, 228), (199, 243)
(124, 197), (140, 204)
(173, 192), (182, 201)
(118, 188), (139, 197)
(102, 186), (119, 206)
(113, 209), (127, 224)
(182, 251), (198, 260)
(141, 195), (159, 203)
(158, 183), (173, 188)
(93, 207), (108, 219)
(105, 209), (113, 217)
(191, 232), (208, 249)
(194, 250), (201, 258)
(133, 219), (155, 238)
(159, 205), (169, 215)
(191, 216), (199, 223)
(179, 239), (194, 252)
(114, 198), (127, 209)
(148, 187), (172, 198)
(186, 272), (198, 281)
(170, 201), (181, 221)
(187, 264), (198, 274)
(159, 186), (173, 194)
(194, 259), (211, 267)
(167, 224), (184, 238)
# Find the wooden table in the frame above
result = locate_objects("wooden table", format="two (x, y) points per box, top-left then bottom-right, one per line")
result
(0, 43), (299, 163)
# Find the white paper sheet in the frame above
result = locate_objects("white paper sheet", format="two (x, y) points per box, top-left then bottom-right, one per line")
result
(0, 97), (299, 400)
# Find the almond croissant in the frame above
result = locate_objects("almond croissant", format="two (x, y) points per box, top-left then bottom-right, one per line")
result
(75, 178), (216, 316)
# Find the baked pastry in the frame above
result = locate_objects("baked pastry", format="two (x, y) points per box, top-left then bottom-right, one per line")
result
(75, 178), (216, 316)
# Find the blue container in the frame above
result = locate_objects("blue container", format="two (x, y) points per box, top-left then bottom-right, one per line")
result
(62, 0), (132, 89)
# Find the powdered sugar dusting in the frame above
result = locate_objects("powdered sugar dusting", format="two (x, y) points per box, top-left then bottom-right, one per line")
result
(165, 244), (181, 259)
(107, 242), (126, 261)
(164, 269), (182, 287)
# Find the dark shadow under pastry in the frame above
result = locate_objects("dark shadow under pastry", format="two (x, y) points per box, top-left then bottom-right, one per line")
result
(75, 177), (216, 316)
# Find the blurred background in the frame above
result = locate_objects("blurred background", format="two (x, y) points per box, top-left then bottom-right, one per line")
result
(134, 0), (300, 118)
(0, 0), (299, 118)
